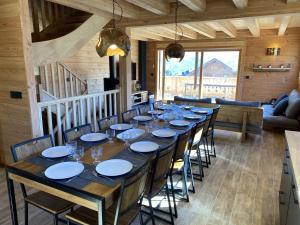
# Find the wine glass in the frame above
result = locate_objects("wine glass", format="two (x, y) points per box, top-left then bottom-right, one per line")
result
(91, 146), (103, 165)
(130, 119), (138, 128)
(122, 132), (132, 147)
(66, 141), (77, 159)
(106, 129), (115, 143)
(73, 146), (84, 163)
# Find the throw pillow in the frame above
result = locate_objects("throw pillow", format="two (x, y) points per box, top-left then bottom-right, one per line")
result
(273, 97), (289, 116)
(273, 93), (288, 108)
(286, 90), (300, 119)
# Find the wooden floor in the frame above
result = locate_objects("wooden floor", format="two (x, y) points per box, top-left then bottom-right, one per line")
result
(0, 130), (285, 225)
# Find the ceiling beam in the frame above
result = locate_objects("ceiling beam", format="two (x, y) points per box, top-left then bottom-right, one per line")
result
(162, 24), (198, 39)
(178, 0), (206, 12)
(125, 0), (169, 15)
(245, 18), (260, 37)
(215, 21), (237, 38)
(141, 27), (176, 39)
(131, 30), (165, 41)
(286, 0), (300, 3)
(182, 23), (216, 38)
(232, 0), (248, 9)
(118, 0), (300, 27)
(278, 15), (291, 36)
(46, 0), (152, 18)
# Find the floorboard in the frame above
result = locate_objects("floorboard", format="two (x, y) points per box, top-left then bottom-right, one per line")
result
(0, 130), (284, 225)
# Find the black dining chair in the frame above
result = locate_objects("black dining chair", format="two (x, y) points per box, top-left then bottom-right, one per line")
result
(141, 142), (176, 225)
(138, 104), (151, 115)
(122, 109), (138, 123)
(65, 161), (150, 225)
(199, 113), (213, 166)
(204, 105), (220, 158)
(63, 124), (92, 143)
(169, 128), (193, 218)
(97, 115), (118, 132)
(11, 135), (74, 225)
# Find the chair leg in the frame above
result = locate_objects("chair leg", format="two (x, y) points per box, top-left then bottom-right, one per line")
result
(188, 156), (195, 193)
(201, 139), (209, 168)
(212, 132), (216, 157)
(24, 201), (28, 225)
(53, 215), (58, 225)
(196, 147), (204, 180)
(169, 175), (178, 218)
(139, 199), (144, 225)
(205, 137), (211, 164)
(148, 197), (156, 225)
(182, 159), (189, 202)
(165, 184), (175, 225)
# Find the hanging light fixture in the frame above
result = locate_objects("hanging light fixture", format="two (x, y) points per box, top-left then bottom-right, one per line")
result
(96, 0), (131, 57)
(165, 0), (185, 62)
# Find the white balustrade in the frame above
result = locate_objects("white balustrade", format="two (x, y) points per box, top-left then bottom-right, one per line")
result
(37, 89), (120, 145)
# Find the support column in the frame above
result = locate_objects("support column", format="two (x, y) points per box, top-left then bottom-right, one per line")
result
(119, 27), (132, 112)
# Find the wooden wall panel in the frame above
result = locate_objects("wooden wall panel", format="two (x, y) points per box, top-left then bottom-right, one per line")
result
(147, 28), (300, 102)
(0, 0), (33, 164)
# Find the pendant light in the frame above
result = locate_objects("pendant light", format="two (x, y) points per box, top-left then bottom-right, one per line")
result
(165, 0), (185, 62)
(96, 0), (131, 57)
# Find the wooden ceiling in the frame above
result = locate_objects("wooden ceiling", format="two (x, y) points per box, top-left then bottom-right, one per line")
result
(46, 0), (300, 41)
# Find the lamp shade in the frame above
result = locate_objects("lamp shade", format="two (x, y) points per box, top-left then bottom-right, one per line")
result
(165, 42), (185, 62)
(96, 27), (131, 57)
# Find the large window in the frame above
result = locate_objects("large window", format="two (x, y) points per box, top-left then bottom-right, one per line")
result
(157, 50), (240, 101)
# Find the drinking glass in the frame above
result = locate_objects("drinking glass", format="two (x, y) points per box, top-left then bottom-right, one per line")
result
(106, 129), (115, 143)
(122, 132), (132, 147)
(131, 119), (138, 128)
(91, 146), (103, 165)
(66, 141), (77, 159)
(73, 146), (84, 163)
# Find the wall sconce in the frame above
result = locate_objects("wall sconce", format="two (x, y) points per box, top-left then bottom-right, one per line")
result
(266, 48), (281, 56)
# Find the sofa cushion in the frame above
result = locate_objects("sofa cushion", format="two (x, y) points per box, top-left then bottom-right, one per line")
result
(262, 104), (274, 117)
(286, 89), (300, 119)
(215, 98), (260, 107)
(273, 93), (288, 108)
(174, 96), (211, 104)
(273, 97), (288, 116)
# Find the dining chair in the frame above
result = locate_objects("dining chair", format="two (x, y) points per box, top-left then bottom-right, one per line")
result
(188, 119), (206, 181)
(169, 129), (193, 218)
(65, 161), (150, 225)
(97, 115), (118, 132)
(63, 123), (92, 143)
(141, 142), (176, 225)
(152, 100), (163, 110)
(11, 135), (74, 225)
(122, 109), (138, 123)
(204, 105), (220, 158)
(138, 104), (151, 115)
(200, 113), (213, 166)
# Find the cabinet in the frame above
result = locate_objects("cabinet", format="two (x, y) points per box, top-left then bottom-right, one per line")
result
(132, 91), (148, 106)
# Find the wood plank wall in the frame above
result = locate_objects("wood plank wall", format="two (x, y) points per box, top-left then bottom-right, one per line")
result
(146, 28), (300, 102)
(0, 0), (33, 164)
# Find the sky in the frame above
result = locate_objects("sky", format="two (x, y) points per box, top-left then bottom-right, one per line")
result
(165, 51), (240, 75)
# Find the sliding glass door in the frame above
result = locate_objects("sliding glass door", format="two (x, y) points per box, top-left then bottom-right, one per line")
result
(157, 49), (240, 101)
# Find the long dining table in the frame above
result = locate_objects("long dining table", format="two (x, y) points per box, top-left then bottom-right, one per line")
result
(6, 105), (212, 225)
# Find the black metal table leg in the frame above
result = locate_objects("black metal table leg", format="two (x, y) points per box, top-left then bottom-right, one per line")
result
(6, 170), (18, 225)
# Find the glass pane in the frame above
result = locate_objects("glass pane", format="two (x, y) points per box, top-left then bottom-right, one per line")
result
(164, 52), (197, 100)
(201, 51), (239, 100)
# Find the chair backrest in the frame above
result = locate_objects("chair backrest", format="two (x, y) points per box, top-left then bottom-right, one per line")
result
(98, 115), (118, 132)
(153, 100), (163, 109)
(209, 105), (220, 129)
(138, 104), (151, 115)
(147, 142), (176, 196)
(189, 120), (206, 151)
(63, 124), (92, 143)
(115, 162), (150, 221)
(122, 109), (138, 123)
(11, 135), (54, 162)
(203, 113), (212, 134)
(174, 129), (192, 161)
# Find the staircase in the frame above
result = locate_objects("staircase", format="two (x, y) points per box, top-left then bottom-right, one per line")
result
(29, 0), (92, 42)
(37, 62), (87, 102)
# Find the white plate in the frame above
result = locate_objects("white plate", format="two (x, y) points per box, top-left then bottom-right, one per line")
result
(130, 141), (159, 153)
(152, 129), (176, 138)
(184, 105), (193, 110)
(45, 162), (84, 180)
(183, 113), (203, 120)
(169, 120), (191, 127)
(117, 128), (145, 140)
(110, 123), (133, 131)
(80, 133), (108, 142)
(42, 146), (71, 158)
(96, 159), (133, 177)
(133, 116), (152, 122)
(148, 110), (164, 115)
(191, 108), (208, 114)
(157, 104), (172, 110)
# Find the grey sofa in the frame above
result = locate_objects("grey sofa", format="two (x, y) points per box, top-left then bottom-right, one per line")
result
(262, 89), (300, 131)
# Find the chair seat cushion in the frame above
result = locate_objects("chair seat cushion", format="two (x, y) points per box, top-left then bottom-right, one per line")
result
(25, 191), (74, 214)
(65, 204), (139, 225)
(262, 104), (274, 117)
